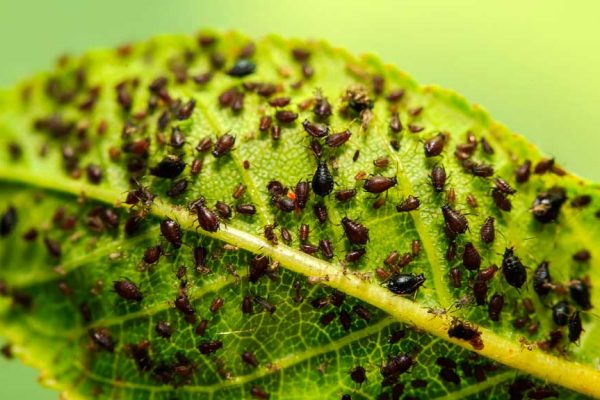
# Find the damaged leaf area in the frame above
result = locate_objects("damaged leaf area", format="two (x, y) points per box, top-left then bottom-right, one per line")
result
(0, 31), (599, 399)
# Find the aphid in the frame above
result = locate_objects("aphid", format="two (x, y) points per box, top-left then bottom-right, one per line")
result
(143, 245), (162, 265)
(302, 119), (329, 138)
(241, 295), (254, 314)
(462, 243), (481, 270)
(528, 387), (559, 399)
(175, 291), (195, 317)
(310, 139), (323, 158)
(249, 386), (269, 400)
(89, 328), (115, 352)
(160, 219), (182, 249)
(266, 181), (285, 198)
(384, 251), (400, 267)
(335, 188), (357, 202)
(192, 246), (209, 274)
(380, 354), (413, 377)
(227, 59), (256, 77)
(531, 187), (567, 223)
(350, 366), (366, 384)
(242, 351), (259, 368)
(568, 311), (583, 343)
(275, 196), (295, 212)
(339, 310), (352, 330)
(341, 217), (369, 245)
(411, 240), (421, 257)
(44, 237), (62, 258)
(275, 110), (298, 123)
(396, 196), (420, 212)
(424, 133), (447, 157)
(363, 175), (397, 194)
(436, 357), (456, 369)
(569, 280), (592, 310)
(190, 198), (220, 232)
(298, 224), (310, 244)
(155, 321), (172, 338)
(249, 255), (269, 283)
(213, 133), (236, 158)
(481, 137), (494, 154)
(198, 340), (223, 355)
(477, 264), (499, 282)
(473, 280), (488, 305)
(515, 160), (532, 183)
(196, 137), (213, 153)
(215, 201), (232, 220)
(149, 155), (186, 179)
(387, 273), (426, 296)
(572, 249), (591, 263)
(488, 293), (504, 321)
(491, 188), (512, 212)
(0, 207), (17, 236)
(399, 253), (413, 268)
(439, 367), (460, 384)
(312, 160), (334, 196)
(86, 164), (103, 184)
(375, 268), (391, 280)
(441, 205), (468, 235)
(294, 181), (310, 209)
(232, 183), (246, 200)
(319, 239), (334, 259)
(446, 188), (456, 204)
(313, 96), (332, 119)
(446, 241), (457, 261)
(390, 139), (400, 151)
(314, 202), (328, 224)
(493, 177), (516, 195)
(167, 179), (188, 197)
(389, 112), (402, 133)
(177, 99), (196, 120)
(263, 224), (278, 245)
(259, 115), (272, 132)
(480, 217), (495, 244)
(502, 248), (527, 289)
(210, 297), (224, 313)
(570, 195), (591, 208)
(532, 262), (552, 296)
(22, 228), (38, 242)
(79, 302), (92, 322)
(269, 96), (291, 107)
(352, 305), (371, 321)
(447, 319), (483, 350)
(534, 158), (554, 174)
(469, 163), (494, 177)
(325, 130), (352, 147)
(466, 193), (478, 208)
(320, 311), (336, 326)
(113, 280), (142, 301)
(300, 243), (319, 255)
(345, 248), (366, 263)
(430, 165), (447, 192)
(552, 301), (570, 326)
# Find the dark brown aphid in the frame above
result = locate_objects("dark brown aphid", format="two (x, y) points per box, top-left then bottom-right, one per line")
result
(466, 193), (478, 208)
(241, 295), (254, 314)
(299, 224), (310, 243)
(446, 241), (457, 261)
(384, 251), (400, 267)
(314, 202), (328, 224)
(325, 130), (352, 147)
(275, 110), (298, 123)
(0, 207), (17, 237)
(294, 181), (310, 209)
(177, 99), (196, 120)
(249, 255), (269, 283)
(259, 115), (272, 132)
(473, 280), (488, 305)
(150, 155), (186, 179)
(269, 96), (291, 107)
(302, 119), (329, 138)
(280, 227), (292, 244)
(534, 158), (554, 174)
(568, 311), (583, 343)
(167, 179), (188, 197)
(436, 357), (456, 369)
(242, 351), (259, 368)
(430, 165), (447, 192)
(533, 261), (552, 296)
(380, 354), (413, 378)
(311, 297), (329, 309)
(113, 280), (142, 301)
(89, 328), (115, 352)
(250, 386), (270, 400)
(396, 196), (420, 212)
(552, 301), (570, 326)
(488, 293), (504, 321)
(468, 163), (494, 177)
(410, 240), (421, 257)
(309, 139), (323, 159)
(390, 138), (401, 151)
(350, 366), (366, 384)
(227, 59), (255, 77)
(363, 175), (397, 194)
(528, 387), (559, 399)
(22, 228), (38, 242)
(341, 217), (369, 245)
(215, 201), (232, 219)
(264, 224), (278, 245)
(531, 187), (567, 223)
(502, 248), (527, 289)
(160, 219), (182, 249)
(313, 95), (332, 119)
(424, 133), (447, 157)
(463, 242), (481, 270)
(480, 217), (495, 244)
(339, 310), (352, 330)
(86, 164), (103, 184)
(44, 237), (61, 258)
(319, 239), (334, 259)
(345, 248), (366, 263)
(493, 177), (516, 195)
(320, 311), (336, 326)
(569, 279), (592, 310)
(210, 297), (224, 313)
(213, 133), (236, 158)
(570, 195), (591, 208)
(274, 196), (295, 212)
(439, 367), (460, 384)
(477, 264), (498, 282)
(515, 160), (532, 184)
(491, 188), (512, 212)
(196, 137), (213, 153)
(389, 111), (402, 133)
(572, 249), (591, 263)
(447, 319), (483, 350)
(481, 137), (494, 154)
(312, 160), (334, 196)
(387, 273), (426, 295)
(155, 321), (172, 338)
(335, 188), (357, 202)
(144, 245), (162, 265)
(372, 198), (385, 209)
(190, 198), (220, 232)
(175, 292), (195, 317)
(300, 243), (319, 255)
(446, 188), (456, 204)
(198, 340), (223, 355)
(352, 305), (371, 321)
(441, 205), (468, 236)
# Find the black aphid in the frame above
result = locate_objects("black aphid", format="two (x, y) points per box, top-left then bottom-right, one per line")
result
(313, 96), (332, 119)
(363, 175), (397, 194)
(502, 248), (527, 289)
(387, 273), (426, 296)
(0, 207), (17, 237)
(552, 300), (570, 326)
(312, 160), (334, 196)
(439, 367), (460, 384)
(175, 292), (195, 317)
(533, 262), (552, 296)
(568, 311), (583, 343)
(350, 366), (366, 384)
(227, 59), (256, 77)
(113, 280), (142, 301)
(341, 217), (369, 245)
(150, 155), (185, 179)
(213, 133), (236, 158)
(531, 187), (567, 223)
(569, 280), (592, 310)
(160, 219), (182, 249)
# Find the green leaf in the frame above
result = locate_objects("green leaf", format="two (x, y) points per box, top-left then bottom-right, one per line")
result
(0, 31), (599, 399)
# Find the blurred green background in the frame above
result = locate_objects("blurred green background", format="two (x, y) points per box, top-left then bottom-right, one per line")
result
(1, 0), (599, 398)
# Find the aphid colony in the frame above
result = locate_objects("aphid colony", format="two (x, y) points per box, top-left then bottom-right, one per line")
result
(0, 31), (595, 398)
